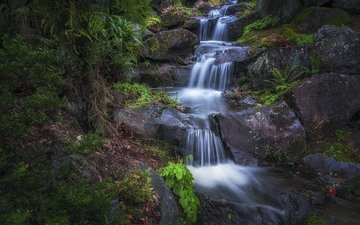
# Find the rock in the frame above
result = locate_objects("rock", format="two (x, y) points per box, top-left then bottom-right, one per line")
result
(225, 3), (243, 15)
(285, 73), (360, 135)
(151, 0), (170, 13)
(194, 0), (213, 13)
(114, 103), (201, 146)
(183, 17), (200, 34)
(315, 25), (360, 75)
(246, 46), (312, 90)
(332, 0), (360, 13)
(143, 28), (199, 61)
(197, 191), (311, 225)
(256, 0), (304, 23)
(195, 43), (249, 64)
(303, 154), (360, 180)
(227, 12), (259, 41)
(138, 63), (192, 87)
(215, 101), (306, 163)
(160, 9), (185, 28)
(151, 171), (180, 225)
(291, 7), (349, 33)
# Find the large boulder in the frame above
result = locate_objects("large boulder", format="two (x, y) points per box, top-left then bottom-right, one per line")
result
(214, 101), (306, 163)
(160, 9), (186, 28)
(332, 0), (360, 13)
(227, 12), (259, 41)
(246, 46), (312, 90)
(197, 191), (311, 225)
(114, 103), (201, 146)
(285, 73), (360, 135)
(137, 63), (193, 87)
(256, 0), (304, 23)
(143, 28), (199, 61)
(291, 7), (349, 33)
(315, 25), (360, 75)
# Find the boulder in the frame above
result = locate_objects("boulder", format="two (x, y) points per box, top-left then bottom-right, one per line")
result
(285, 73), (360, 135)
(197, 191), (311, 225)
(256, 0), (304, 23)
(291, 7), (349, 33)
(151, 171), (180, 225)
(303, 154), (360, 180)
(227, 12), (259, 41)
(194, 0), (213, 13)
(138, 63), (193, 87)
(214, 101), (306, 163)
(160, 10), (185, 28)
(332, 0), (360, 13)
(151, 0), (170, 13)
(315, 25), (360, 75)
(143, 28), (199, 61)
(114, 103), (201, 146)
(225, 3), (243, 16)
(246, 46), (312, 90)
(183, 17), (200, 34)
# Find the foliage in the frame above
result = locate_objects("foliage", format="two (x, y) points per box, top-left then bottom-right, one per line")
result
(324, 143), (358, 162)
(269, 66), (306, 92)
(241, 0), (257, 17)
(335, 129), (352, 141)
(0, 36), (64, 145)
(282, 26), (315, 46)
(113, 82), (179, 108)
(159, 162), (200, 224)
(243, 15), (280, 35)
(254, 90), (282, 106)
(309, 53), (321, 75)
(141, 138), (179, 166)
(70, 130), (105, 155)
(306, 215), (325, 225)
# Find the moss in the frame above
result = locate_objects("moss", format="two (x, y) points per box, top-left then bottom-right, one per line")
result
(292, 7), (349, 26)
(335, 129), (352, 141)
(282, 25), (315, 46)
(243, 15), (280, 35)
(147, 37), (160, 53)
(241, 0), (257, 17)
(306, 215), (325, 225)
(324, 143), (359, 162)
(113, 82), (179, 108)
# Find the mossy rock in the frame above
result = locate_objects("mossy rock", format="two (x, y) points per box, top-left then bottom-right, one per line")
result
(332, 0), (360, 13)
(291, 6), (349, 33)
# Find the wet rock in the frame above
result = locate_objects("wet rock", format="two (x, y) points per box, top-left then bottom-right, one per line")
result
(215, 101), (306, 163)
(303, 154), (360, 180)
(183, 17), (200, 34)
(138, 63), (192, 87)
(246, 46), (312, 90)
(332, 0), (360, 13)
(315, 25), (360, 75)
(151, 171), (180, 225)
(225, 3), (243, 15)
(161, 9), (185, 28)
(114, 103), (200, 146)
(291, 7), (349, 33)
(197, 191), (311, 225)
(285, 73), (360, 135)
(195, 43), (249, 64)
(194, 0), (213, 13)
(143, 28), (199, 61)
(256, 0), (304, 23)
(227, 12), (259, 41)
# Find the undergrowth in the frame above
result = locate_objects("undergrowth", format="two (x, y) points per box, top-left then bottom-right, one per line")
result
(113, 82), (179, 108)
(243, 15), (280, 35)
(159, 162), (199, 224)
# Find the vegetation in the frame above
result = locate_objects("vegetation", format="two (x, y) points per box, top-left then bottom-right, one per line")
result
(113, 82), (179, 108)
(306, 215), (325, 225)
(243, 15), (280, 35)
(282, 25), (315, 46)
(69, 130), (105, 155)
(159, 162), (200, 224)
(241, 0), (257, 17)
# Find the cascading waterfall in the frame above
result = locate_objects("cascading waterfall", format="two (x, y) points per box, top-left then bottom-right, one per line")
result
(188, 54), (234, 91)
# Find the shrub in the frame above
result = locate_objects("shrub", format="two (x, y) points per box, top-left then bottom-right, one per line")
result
(243, 15), (280, 35)
(113, 82), (179, 108)
(159, 162), (200, 224)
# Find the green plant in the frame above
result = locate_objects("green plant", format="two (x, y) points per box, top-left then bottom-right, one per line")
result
(306, 215), (325, 225)
(243, 15), (280, 35)
(309, 53), (321, 75)
(70, 130), (105, 155)
(269, 66), (306, 92)
(255, 90), (282, 105)
(335, 129), (352, 141)
(159, 162), (200, 224)
(324, 143), (358, 162)
(241, 0), (256, 17)
(113, 82), (179, 108)
(282, 26), (315, 46)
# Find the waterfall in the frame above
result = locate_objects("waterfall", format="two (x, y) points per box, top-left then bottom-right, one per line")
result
(199, 18), (211, 41)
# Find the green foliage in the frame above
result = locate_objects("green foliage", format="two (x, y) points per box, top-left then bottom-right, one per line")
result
(324, 143), (358, 162)
(70, 130), (105, 155)
(291, 7), (349, 27)
(282, 26), (315, 46)
(269, 66), (306, 92)
(243, 15), (280, 35)
(335, 129), (352, 141)
(309, 53), (321, 75)
(114, 0), (154, 24)
(113, 82), (179, 108)
(254, 90), (282, 105)
(306, 215), (325, 225)
(0, 36), (64, 145)
(159, 162), (200, 224)
(241, 0), (257, 17)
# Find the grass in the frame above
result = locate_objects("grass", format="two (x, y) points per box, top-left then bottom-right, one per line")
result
(113, 82), (179, 109)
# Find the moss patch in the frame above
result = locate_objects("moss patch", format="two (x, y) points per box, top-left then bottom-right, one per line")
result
(324, 143), (359, 162)
(306, 215), (325, 225)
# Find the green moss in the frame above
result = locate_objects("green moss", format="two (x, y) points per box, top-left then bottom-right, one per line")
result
(243, 15), (280, 35)
(241, 0), (256, 17)
(306, 215), (325, 225)
(113, 82), (179, 108)
(292, 7), (349, 26)
(69, 130), (105, 155)
(335, 129), (352, 141)
(324, 143), (358, 162)
(282, 25), (315, 46)
(254, 90), (281, 106)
